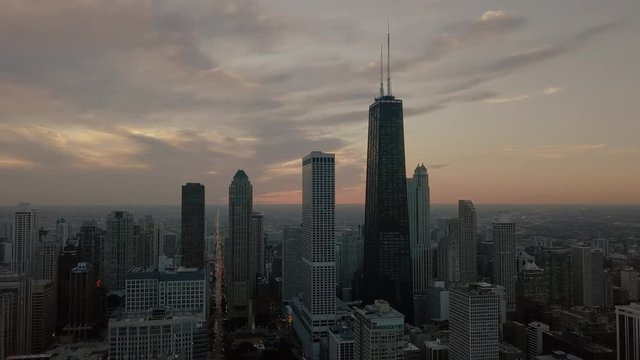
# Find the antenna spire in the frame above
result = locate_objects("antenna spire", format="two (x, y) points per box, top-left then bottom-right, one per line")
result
(387, 21), (392, 96)
(379, 43), (384, 97)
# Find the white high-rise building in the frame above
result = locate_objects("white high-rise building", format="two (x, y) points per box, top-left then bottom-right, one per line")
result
(293, 151), (336, 360)
(493, 222), (516, 310)
(12, 209), (38, 275)
(616, 303), (640, 360)
(527, 321), (550, 360)
(353, 300), (405, 360)
(449, 282), (501, 360)
(407, 164), (432, 294)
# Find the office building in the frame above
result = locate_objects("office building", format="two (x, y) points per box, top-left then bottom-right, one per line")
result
(30, 279), (56, 353)
(336, 229), (361, 301)
(108, 308), (209, 360)
(181, 183), (205, 269)
(55, 218), (70, 245)
(163, 233), (177, 259)
(12, 209), (38, 275)
(363, 55), (413, 318)
(543, 248), (572, 306)
(527, 322), (550, 360)
(125, 268), (208, 319)
(65, 262), (99, 340)
(101, 211), (135, 291)
(616, 303), (640, 360)
(31, 240), (60, 283)
(282, 224), (304, 303)
(426, 281), (450, 321)
(407, 164), (432, 295)
(0, 275), (30, 358)
(137, 216), (163, 269)
(78, 221), (104, 276)
(620, 267), (639, 301)
(458, 200), (477, 285)
(293, 151), (336, 360)
(449, 283), (501, 360)
(328, 319), (354, 360)
(493, 222), (516, 309)
(227, 170), (255, 315)
(571, 245), (604, 307)
(516, 260), (546, 324)
(251, 212), (265, 278)
(353, 300), (405, 360)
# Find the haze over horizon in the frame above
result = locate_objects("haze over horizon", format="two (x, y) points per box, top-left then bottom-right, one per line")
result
(1, 0), (639, 205)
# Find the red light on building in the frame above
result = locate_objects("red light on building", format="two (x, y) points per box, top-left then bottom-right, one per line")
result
(96, 279), (102, 288)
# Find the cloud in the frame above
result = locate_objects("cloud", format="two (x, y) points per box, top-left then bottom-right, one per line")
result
(406, 90), (498, 116)
(428, 163), (449, 170)
(531, 143), (607, 158)
(544, 87), (563, 95)
(484, 95), (530, 104)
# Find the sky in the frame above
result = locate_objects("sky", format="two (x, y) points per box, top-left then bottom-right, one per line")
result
(0, 0), (639, 205)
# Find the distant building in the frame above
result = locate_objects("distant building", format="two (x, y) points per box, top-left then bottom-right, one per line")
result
(571, 245), (604, 307)
(616, 303), (640, 360)
(0, 275), (30, 358)
(516, 260), (546, 324)
(426, 281), (450, 321)
(30, 279), (56, 354)
(458, 201), (478, 285)
(55, 218), (70, 246)
(108, 308), (208, 360)
(163, 233), (177, 259)
(227, 170), (254, 315)
(336, 229), (362, 301)
(620, 267), (639, 301)
(65, 262), (99, 340)
(543, 248), (572, 306)
(101, 211), (135, 290)
(181, 182), (205, 269)
(282, 224), (303, 303)
(449, 283), (501, 360)
(354, 300), (405, 360)
(251, 212), (265, 278)
(78, 221), (104, 277)
(493, 222), (516, 310)
(293, 151), (336, 360)
(12, 209), (38, 275)
(407, 164), (432, 295)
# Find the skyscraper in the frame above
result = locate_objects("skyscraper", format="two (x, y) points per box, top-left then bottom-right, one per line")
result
(12, 209), (38, 275)
(293, 151), (336, 360)
(102, 211), (135, 291)
(407, 164), (432, 295)
(250, 212), (265, 279)
(227, 170), (254, 315)
(449, 283), (501, 360)
(543, 247), (572, 306)
(78, 220), (104, 277)
(30, 279), (56, 353)
(616, 303), (640, 360)
(571, 245), (604, 307)
(66, 262), (99, 341)
(458, 200), (478, 285)
(492, 222), (516, 310)
(353, 300), (405, 360)
(181, 183), (205, 269)
(0, 275), (30, 358)
(363, 43), (413, 318)
(282, 224), (304, 303)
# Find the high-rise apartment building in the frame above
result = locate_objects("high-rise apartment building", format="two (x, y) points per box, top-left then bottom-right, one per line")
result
(102, 211), (135, 291)
(353, 300), (405, 360)
(363, 84), (413, 320)
(407, 164), (432, 295)
(449, 283), (501, 360)
(492, 222), (516, 309)
(30, 279), (56, 354)
(66, 262), (99, 340)
(571, 245), (604, 307)
(227, 170), (254, 315)
(282, 224), (304, 303)
(293, 151), (336, 360)
(458, 200), (477, 285)
(616, 303), (640, 360)
(181, 183), (205, 269)
(12, 209), (38, 275)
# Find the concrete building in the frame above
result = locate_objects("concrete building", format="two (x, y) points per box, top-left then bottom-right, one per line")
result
(101, 211), (136, 291)
(353, 300), (405, 360)
(407, 164), (432, 295)
(616, 303), (640, 360)
(12, 209), (38, 275)
(493, 222), (516, 310)
(293, 151), (336, 360)
(516, 260), (546, 324)
(449, 282), (501, 360)
(328, 319), (354, 360)
(620, 267), (639, 301)
(108, 308), (208, 360)
(426, 281), (450, 321)
(163, 233), (177, 259)
(282, 225), (303, 303)
(227, 170), (255, 315)
(29, 279), (56, 354)
(125, 267), (208, 319)
(571, 245), (604, 307)
(527, 322), (550, 360)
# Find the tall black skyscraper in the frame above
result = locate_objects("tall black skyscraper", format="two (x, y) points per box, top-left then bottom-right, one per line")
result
(362, 33), (413, 320)
(181, 183), (205, 268)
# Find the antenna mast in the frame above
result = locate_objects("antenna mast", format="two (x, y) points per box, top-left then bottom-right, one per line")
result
(387, 21), (392, 96)
(380, 43), (384, 97)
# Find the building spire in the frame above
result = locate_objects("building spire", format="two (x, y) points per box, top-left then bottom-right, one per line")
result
(380, 42), (384, 97)
(387, 20), (392, 96)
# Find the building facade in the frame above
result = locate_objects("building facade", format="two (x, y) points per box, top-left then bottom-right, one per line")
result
(353, 300), (405, 360)
(407, 164), (432, 295)
(181, 183), (205, 269)
(101, 211), (135, 291)
(12, 209), (38, 275)
(493, 222), (516, 309)
(458, 200), (477, 285)
(616, 303), (640, 360)
(66, 262), (98, 340)
(282, 224), (304, 303)
(571, 245), (604, 307)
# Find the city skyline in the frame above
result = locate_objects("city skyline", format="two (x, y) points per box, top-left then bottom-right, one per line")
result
(0, 1), (638, 205)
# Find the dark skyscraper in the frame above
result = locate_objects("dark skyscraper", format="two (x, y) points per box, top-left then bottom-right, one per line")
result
(181, 183), (205, 268)
(362, 36), (413, 319)
(458, 200), (478, 284)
